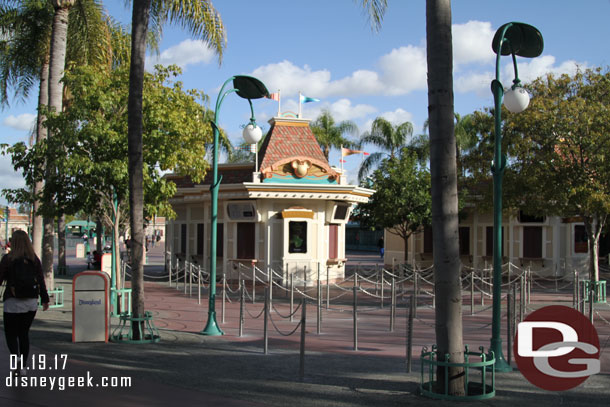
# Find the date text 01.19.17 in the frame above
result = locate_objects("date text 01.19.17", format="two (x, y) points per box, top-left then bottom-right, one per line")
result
(10, 354), (68, 371)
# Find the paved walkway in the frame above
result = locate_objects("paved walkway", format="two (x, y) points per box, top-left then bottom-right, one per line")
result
(1, 246), (609, 406)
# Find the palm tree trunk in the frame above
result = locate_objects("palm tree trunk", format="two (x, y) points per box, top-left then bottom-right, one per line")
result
(128, 0), (152, 340)
(32, 61), (50, 260)
(42, 2), (72, 288)
(96, 219), (103, 253)
(426, 0), (465, 395)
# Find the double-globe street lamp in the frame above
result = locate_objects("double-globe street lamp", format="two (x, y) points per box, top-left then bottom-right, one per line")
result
(490, 22), (543, 371)
(202, 75), (269, 336)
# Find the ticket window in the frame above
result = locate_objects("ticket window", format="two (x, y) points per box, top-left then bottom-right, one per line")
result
(288, 221), (307, 254)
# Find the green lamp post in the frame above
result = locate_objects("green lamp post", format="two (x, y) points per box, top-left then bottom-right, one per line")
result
(201, 75), (269, 336)
(490, 22), (543, 372)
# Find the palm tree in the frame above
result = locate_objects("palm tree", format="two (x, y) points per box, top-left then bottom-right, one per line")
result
(1, 0), (54, 260)
(426, 0), (464, 394)
(357, 0), (464, 394)
(357, 117), (413, 181)
(1, 1), (110, 283)
(421, 113), (478, 174)
(310, 109), (358, 161)
(128, 0), (225, 338)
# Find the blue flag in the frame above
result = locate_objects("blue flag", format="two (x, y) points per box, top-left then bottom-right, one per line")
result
(300, 94), (320, 103)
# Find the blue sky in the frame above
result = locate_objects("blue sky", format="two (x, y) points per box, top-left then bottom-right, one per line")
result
(2, 0), (610, 205)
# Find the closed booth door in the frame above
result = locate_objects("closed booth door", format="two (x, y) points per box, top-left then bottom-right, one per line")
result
(523, 226), (542, 258)
(237, 222), (255, 259)
(329, 224), (338, 259)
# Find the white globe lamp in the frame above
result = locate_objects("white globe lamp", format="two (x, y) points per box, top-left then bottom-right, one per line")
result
(243, 123), (262, 144)
(503, 86), (530, 113)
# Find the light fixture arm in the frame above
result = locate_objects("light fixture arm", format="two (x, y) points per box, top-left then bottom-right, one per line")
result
(489, 21), (543, 373)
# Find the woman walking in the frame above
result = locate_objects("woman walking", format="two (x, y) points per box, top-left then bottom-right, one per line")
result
(0, 230), (49, 376)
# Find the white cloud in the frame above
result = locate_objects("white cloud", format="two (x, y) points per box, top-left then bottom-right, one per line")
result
(507, 55), (583, 84)
(2, 113), (36, 132)
(251, 19), (584, 105)
(0, 155), (25, 191)
(452, 21), (495, 67)
(377, 46), (428, 95)
(147, 39), (216, 70)
(329, 99), (377, 122)
(455, 71), (493, 96)
(362, 108), (415, 135)
(250, 45), (427, 99)
(380, 108), (414, 125)
(250, 61), (331, 97)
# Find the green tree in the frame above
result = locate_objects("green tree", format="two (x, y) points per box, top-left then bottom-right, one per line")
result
(6, 63), (214, 285)
(504, 69), (610, 288)
(1, 0), (111, 285)
(310, 109), (358, 161)
(127, 0), (225, 337)
(357, 0), (464, 394)
(359, 149), (431, 258)
(357, 117), (413, 181)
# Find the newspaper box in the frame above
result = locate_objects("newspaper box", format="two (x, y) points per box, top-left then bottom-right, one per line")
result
(72, 271), (110, 342)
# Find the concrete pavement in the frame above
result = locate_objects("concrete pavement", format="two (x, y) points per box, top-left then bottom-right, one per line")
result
(0, 245), (609, 406)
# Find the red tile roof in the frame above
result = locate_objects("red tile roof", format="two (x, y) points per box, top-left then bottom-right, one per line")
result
(258, 118), (332, 175)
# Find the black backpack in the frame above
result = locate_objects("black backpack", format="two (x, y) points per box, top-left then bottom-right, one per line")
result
(8, 258), (40, 299)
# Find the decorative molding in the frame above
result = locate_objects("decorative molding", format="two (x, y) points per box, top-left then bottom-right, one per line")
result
(281, 209), (314, 219)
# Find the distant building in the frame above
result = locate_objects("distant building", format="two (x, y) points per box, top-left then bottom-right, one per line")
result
(384, 208), (610, 276)
(0, 207), (29, 245)
(165, 116), (374, 282)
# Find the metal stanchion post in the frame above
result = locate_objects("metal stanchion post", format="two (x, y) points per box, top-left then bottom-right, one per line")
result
(390, 276), (395, 332)
(317, 263), (321, 334)
(353, 285), (358, 351)
(413, 270), (418, 318)
(252, 263), (256, 304)
(189, 262), (193, 296)
(520, 277), (525, 322)
(527, 266), (533, 305)
(222, 274), (226, 324)
(299, 298), (306, 381)
(290, 273), (294, 323)
(380, 270), (384, 308)
(573, 268), (577, 309)
(481, 272), (485, 307)
(326, 265), (330, 309)
(183, 261), (187, 294)
(239, 280), (244, 337)
(507, 291), (512, 365)
(176, 259), (181, 291)
(470, 272), (474, 315)
(407, 294), (414, 373)
(576, 271), (581, 312)
(264, 287), (269, 355)
(268, 266), (273, 307)
(198, 266), (202, 305)
(169, 255), (173, 287)
(512, 283), (517, 333)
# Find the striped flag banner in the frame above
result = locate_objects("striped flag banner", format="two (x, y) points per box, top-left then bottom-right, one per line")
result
(300, 94), (320, 103)
(267, 92), (280, 101)
(341, 147), (368, 157)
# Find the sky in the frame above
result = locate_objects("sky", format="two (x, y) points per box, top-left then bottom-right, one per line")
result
(2, 0), (610, 206)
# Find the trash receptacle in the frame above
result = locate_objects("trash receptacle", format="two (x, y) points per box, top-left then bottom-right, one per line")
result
(72, 271), (110, 342)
